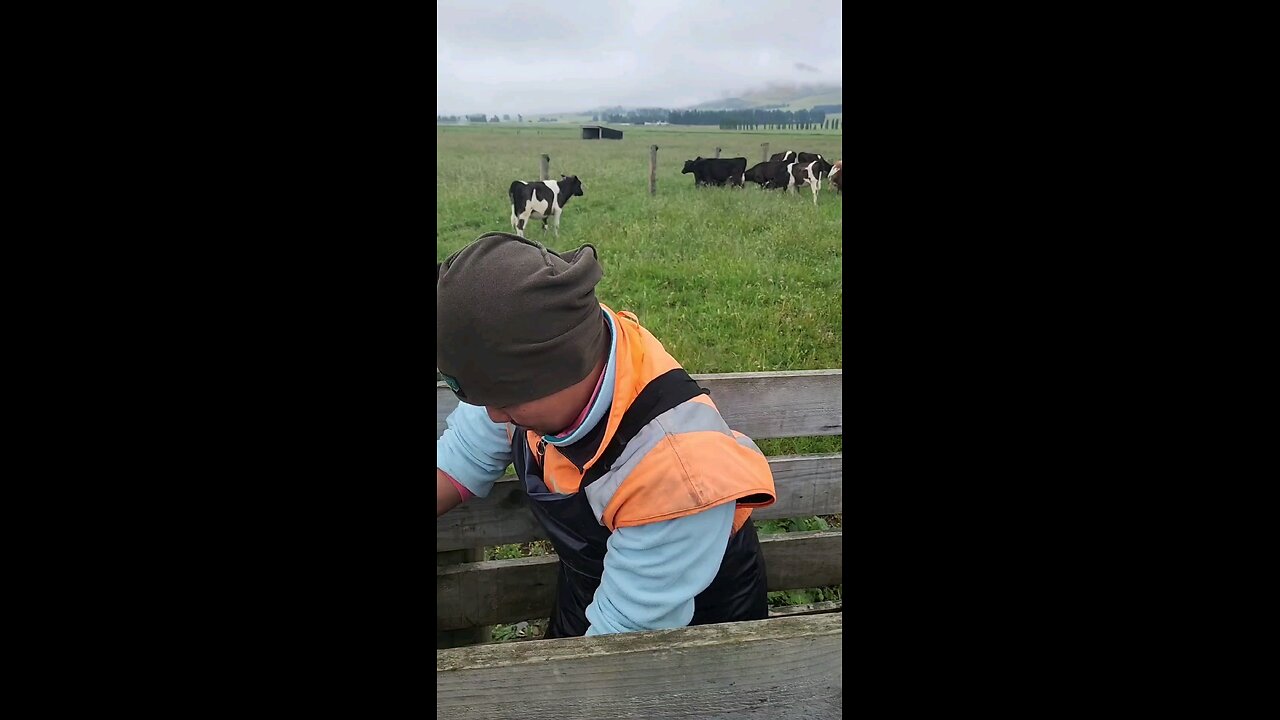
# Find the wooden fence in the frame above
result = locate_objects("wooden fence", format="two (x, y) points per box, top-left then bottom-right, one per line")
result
(436, 369), (842, 717)
(437, 614), (843, 719)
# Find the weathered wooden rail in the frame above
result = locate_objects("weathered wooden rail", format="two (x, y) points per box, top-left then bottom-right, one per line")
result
(436, 369), (842, 442)
(436, 613), (843, 719)
(436, 369), (842, 717)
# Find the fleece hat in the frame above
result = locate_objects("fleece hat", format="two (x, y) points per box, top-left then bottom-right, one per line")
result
(437, 232), (608, 408)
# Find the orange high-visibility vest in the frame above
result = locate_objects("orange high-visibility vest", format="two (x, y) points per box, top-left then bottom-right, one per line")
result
(508, 304), (777, 637)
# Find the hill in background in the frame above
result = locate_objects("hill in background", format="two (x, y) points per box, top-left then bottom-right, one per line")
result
(687, 83), (841, 111)
(577, 82), (841, 117)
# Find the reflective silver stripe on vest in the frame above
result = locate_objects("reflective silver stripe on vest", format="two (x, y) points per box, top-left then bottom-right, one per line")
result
(734, 432), (765, 456)
(584, 400), (737, 525)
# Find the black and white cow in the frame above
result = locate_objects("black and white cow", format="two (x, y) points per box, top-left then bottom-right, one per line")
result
(681, 157), (747, 187)
(782, 158), (834, 205)
(769, 152), (827, 178)
(745, 160), (792, 189)
(769, 162), (794, 192)
(509, 175), (584, 238)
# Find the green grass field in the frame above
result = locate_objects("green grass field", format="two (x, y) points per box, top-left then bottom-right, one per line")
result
(437, 124), (842, 638)
(437, 123), (841, 374)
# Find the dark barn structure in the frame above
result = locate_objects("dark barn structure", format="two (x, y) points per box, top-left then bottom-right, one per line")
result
(581, 125), (623, 140)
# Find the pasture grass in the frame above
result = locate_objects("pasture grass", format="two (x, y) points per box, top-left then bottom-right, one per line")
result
(436, 123), (842, 374)
(436, 124), (843, 641)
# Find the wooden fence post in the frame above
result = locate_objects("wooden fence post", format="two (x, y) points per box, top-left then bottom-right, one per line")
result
(761, 142), (769, 163)
(437, 547), (491, 648)
(649, 145), (658, 195)
(714, 147), (721, 158)
(539, 154), (550, 181)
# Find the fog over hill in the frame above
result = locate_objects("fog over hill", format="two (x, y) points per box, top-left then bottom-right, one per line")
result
(574, 83), (839, 115)
(437, 0), (841, 118)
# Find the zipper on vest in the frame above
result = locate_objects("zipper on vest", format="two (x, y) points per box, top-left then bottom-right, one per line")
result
(536, 437), (566, 494)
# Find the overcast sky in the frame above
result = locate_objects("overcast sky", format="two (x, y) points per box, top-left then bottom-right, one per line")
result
(437, 0), (842, 117)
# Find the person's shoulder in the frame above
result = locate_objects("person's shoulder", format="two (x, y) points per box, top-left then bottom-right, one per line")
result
(602, 304), (652, 337)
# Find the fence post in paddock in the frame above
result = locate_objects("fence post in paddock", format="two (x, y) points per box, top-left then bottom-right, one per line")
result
(437, 549), (488, 648)
(437, 547), (491, 648)
(761, 142), (769, 163)
(714, 147), (722, 158)
(539, 154), (550, 181)
(436, 360), (485, 647)
(649, 145), (658, 196)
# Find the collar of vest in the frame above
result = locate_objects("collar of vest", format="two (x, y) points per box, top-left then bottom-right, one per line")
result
(529, 304), (685, 479)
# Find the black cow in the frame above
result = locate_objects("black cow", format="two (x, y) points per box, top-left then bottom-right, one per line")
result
(681, 157), (747, 187)
(509, 175), (584, 238)
(769, 150), (797, 163)
(745, 160), (792, 189)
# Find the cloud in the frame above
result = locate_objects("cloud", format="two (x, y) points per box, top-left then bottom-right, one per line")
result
(436, 0), (842, 116)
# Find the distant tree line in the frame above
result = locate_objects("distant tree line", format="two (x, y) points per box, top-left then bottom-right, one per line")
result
(438, 107), (842, 129)
(672, 108), (826, 127)
(597, 108), (670, 124)
(593, 108), (836, 127)
(718, 117), (841, 130)
(436, 114), (524, 123)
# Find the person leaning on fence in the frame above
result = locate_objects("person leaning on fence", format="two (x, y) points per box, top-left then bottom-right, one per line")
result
(436, 232), (778, 638)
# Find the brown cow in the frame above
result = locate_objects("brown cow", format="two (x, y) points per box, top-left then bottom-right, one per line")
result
(829, 160), (843, 194)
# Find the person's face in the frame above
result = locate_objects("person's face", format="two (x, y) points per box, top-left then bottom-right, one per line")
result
(479, 346), (606, 436)
(485, 387), (583, 436)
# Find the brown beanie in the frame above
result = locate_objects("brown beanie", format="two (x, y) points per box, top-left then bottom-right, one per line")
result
(437, 232), (608, 408)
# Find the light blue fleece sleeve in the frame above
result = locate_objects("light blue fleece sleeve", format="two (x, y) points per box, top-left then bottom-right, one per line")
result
(436, 402), (513, 499)
(584, 501), (736, 635)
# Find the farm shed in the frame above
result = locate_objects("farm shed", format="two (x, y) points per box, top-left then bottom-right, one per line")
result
(581, 125), (623, 140)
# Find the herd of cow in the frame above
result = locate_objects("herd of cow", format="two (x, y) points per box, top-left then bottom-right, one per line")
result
(507, 149), (843, 238)
(682, 150), (843, 206)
